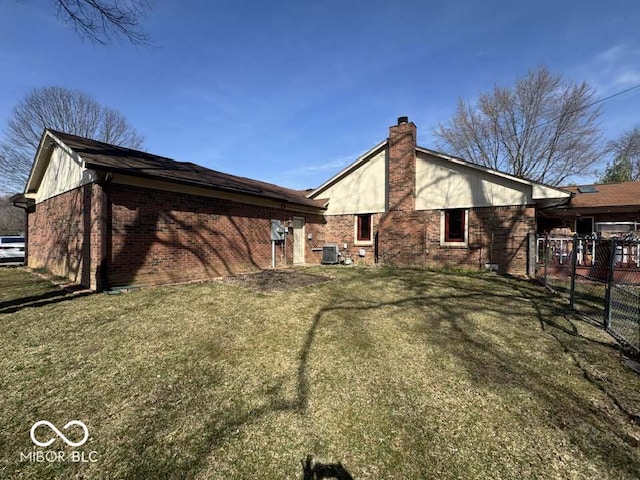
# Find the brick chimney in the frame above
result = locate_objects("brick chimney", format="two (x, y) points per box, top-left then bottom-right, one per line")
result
(376, 116), (423, 266)
(387, 116), (417, 212)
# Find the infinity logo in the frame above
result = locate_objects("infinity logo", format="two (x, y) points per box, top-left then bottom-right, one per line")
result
(30, 420), (89, 448)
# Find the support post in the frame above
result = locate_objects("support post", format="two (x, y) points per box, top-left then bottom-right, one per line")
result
(527, 232), (536, 277)
(543, 235), (549, 288)
(569, 234), (578, 309)
(604, 238), (616, 329)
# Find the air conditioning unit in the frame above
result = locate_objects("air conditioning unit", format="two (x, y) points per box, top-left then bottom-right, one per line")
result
(321, 245), (339, 264)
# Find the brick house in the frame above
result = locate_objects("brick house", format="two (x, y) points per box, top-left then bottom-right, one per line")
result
(306, 117), (571, 275)
(22, 130), (326, 289)
(22, 118), (577, 290)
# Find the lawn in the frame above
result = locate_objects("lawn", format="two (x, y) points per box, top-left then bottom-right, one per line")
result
(1, 266), (640, 479)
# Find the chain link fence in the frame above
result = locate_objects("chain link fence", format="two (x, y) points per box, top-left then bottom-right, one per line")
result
(537, 234), (640, 353)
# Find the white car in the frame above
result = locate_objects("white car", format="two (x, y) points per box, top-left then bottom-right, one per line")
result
(0, 236), (25, 264)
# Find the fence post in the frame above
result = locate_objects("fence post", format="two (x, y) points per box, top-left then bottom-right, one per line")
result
(543, 236), (549, 288)
(604, 238), (616, 329)
(569, 234), (578, 309)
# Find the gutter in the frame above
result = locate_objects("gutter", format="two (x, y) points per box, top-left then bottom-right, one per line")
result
(85, 163), (326, 213)
(537, 192), (575, 211)
(9, 193), (34, 211)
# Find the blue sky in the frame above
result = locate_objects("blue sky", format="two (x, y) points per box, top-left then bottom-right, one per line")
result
(1, 0), (639, 190)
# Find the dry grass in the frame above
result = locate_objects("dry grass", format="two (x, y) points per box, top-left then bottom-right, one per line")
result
(1, 266), (639, 479)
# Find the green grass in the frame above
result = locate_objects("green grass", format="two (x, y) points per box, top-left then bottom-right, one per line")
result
(1, 266), (640, 479)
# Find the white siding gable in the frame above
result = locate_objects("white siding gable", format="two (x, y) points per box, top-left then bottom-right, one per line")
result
(317, 148), (387, 215)
(415, 150), (533, 210)
(34, 146), (95, 203)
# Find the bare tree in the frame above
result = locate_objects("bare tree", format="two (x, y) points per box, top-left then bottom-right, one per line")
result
(0, 195), (26, 235)
(599, 127), (640, 183)
(0, 86), (144, 193)
(53, 0), (151, 45)
(435, 67), (603, 186)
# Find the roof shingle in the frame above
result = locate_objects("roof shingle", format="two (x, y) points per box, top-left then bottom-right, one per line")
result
(562, 181), (640, 208)
(49, 130), (325, 210)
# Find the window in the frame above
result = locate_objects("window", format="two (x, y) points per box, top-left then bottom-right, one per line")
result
(440, 209), (468, 246)
(576, 217), (594, 235)
(355, 214), (373, 244)
(595, 221), (639, 239)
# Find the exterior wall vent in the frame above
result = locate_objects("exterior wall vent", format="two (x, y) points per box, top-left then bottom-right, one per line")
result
(321, 245), (339, 264)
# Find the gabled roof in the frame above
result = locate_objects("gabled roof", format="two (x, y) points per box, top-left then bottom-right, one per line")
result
(308, 140), (388, 198)
(415, 146), (572, 199)
(308, 140), (571, 200)
(27, 130), (325, 210)
(561, 181), (640, 208)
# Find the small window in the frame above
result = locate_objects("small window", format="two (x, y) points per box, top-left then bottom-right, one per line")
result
(440, 209), (468, 246)
(445, 210), (465, 242)
(355, 214), (373, 244)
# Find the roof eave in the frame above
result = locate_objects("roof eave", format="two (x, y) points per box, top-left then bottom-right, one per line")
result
(415, 146), (572, 198)
(25, 129), (87, 194)
(86, 162), (326, 212)
(308, 139), (388, 198)
(24, 129), (55, 194)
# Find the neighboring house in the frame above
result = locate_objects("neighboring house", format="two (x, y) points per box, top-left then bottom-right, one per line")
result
(22, 130), (326, 289)
(538, 181), (640, 238)
(306, 117), (571, 275)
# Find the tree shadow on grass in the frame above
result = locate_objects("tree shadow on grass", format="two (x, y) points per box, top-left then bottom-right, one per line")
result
(0, 284), (92, 315)
(509, 279), (640, 426)
(110, 269), (640, 479)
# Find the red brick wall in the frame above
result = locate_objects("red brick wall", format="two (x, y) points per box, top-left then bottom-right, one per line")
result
(106, 184), (323, 287)
(305, 213), (381, 265)
(315, 206), (535, 275)
(27, 183), (104, 288)
(28, 182), (325, 289)
(423, 205), (536, 275)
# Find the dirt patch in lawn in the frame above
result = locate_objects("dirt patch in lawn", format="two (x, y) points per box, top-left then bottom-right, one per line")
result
(221, 268), (332, 292)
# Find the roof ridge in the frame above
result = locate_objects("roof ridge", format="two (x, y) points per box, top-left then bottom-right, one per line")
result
(49, 129), (309, 195)
(45, 129), (324, 210)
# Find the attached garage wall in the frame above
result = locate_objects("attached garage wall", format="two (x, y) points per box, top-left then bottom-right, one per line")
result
(27, 183), (104, 288)
(106, 184), (323, 287)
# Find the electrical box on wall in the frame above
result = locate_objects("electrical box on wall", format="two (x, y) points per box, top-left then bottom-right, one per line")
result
(270, 219), (286, 241)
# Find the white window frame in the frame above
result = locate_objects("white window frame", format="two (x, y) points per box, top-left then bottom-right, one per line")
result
(440, 209), (469, 247)
(354, 213), (373, 246)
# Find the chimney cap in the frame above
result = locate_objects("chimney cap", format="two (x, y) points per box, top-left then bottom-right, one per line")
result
(397, 116), (409, 124)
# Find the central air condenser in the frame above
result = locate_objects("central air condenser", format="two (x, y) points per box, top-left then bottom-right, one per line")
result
(321, 245), (339, 264)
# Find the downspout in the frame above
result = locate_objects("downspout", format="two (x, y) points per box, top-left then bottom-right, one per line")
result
(97, 172), (113, 290)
